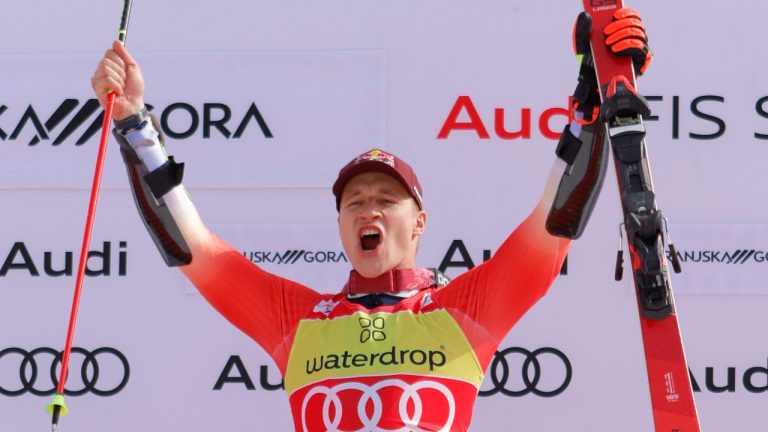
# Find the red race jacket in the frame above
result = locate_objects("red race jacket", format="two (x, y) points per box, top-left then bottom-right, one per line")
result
(171, 185), (570, 431)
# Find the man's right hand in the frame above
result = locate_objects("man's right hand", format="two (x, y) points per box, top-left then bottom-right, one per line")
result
(90, 40), (145, 121)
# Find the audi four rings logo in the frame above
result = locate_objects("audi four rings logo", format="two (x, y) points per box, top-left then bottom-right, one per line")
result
(479, 347), (572, 398)
(0, 347), (130, 397)
(302, 379), (456, 432)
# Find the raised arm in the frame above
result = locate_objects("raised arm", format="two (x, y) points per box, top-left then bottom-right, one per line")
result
(90, 42), (321, 368)
(434, 11), (652, 367)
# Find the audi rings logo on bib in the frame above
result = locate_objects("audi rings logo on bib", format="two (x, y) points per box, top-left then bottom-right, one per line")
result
(479, 347), (572, 398)
(300, 378), (458, 432)
(0, 347), (130, 397)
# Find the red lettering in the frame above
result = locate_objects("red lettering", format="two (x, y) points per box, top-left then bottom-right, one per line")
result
(439, 96), (574, 140)
(539, 107), (571, 140)
(437, 96), (490, 139)
(494, 108), (531, 139)
(539, 98), (574, 140)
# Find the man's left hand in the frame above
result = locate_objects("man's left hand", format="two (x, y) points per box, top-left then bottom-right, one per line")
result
(604, 8), (652, 76)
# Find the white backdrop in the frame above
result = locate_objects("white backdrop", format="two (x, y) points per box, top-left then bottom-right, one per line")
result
(1, 1), (767, 431)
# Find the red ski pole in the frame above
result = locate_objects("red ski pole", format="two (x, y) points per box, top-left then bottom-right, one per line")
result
(46, 1), (134, 430)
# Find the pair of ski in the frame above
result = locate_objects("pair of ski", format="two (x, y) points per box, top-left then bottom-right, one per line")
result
(583, 0), (701, 430)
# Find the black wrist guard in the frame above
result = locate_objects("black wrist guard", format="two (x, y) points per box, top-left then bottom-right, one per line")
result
(113, 115), (192, 266)
(546, 122), (609, 239)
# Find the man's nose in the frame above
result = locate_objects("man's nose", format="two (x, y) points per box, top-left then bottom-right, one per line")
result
(358, 200), (383, 221)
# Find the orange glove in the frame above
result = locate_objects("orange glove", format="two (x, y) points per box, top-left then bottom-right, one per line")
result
(604, 8), (653, 76)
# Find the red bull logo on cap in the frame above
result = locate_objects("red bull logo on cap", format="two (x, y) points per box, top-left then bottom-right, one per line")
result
(355, 149), (395, 168)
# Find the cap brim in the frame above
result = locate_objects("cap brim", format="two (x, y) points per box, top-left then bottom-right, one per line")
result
(332, 161), (414, 208)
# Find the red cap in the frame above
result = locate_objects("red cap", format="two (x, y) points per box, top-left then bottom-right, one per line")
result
(332, 149), (423, 211)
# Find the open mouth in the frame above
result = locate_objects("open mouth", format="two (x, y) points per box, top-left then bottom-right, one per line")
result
(360, 229), (382, 251)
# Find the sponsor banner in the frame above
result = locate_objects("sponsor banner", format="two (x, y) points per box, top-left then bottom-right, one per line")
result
(2, 1), (768, 431)
(479, 346), (571, 398)
(0, 239), (128, 281)
(419, 237), (568, 281)
(689, 357), (768, 394)
(182, 223), (351, 295)
(0, 50), (385, 189)
(0, 346), (130, 398)
(669, 224), (768, 294)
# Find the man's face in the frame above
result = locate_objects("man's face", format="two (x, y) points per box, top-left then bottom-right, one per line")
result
(338, 171), (426, 279)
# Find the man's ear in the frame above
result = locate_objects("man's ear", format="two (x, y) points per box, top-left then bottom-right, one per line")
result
(413, 210), (427, 236)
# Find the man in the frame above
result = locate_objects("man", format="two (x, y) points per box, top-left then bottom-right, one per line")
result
(91, 9), (651, 431)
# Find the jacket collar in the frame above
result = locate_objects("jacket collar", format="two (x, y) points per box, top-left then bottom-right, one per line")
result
(343, 268), (450, 295)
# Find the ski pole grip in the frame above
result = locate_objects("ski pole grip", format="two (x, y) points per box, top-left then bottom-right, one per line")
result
(117, 0), (134, 44)
(107, 0), (133, 97)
